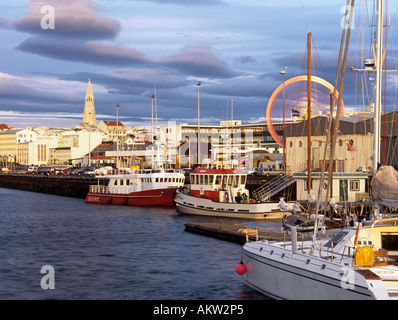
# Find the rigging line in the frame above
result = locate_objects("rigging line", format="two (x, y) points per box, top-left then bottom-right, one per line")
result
(310, 35), (327, 81)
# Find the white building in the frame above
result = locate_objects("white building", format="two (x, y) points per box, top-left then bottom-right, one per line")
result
(51, 129), (104, 165)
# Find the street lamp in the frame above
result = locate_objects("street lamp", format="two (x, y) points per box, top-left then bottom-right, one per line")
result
(280, 67), (288, 172)
(116, 103), (119, 170)
(197, 81), (202, 166)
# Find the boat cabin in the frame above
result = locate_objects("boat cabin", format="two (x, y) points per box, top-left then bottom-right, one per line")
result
(294, 172), (369, 204)
(106, 171), (185, 194)
(189, 167), (250, 202)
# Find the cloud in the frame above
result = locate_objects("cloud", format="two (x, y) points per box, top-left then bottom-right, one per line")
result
(0, 72), (84, 107)
(16, 37), (154, 66)
(162, 44), (241, 79)
(11, 0), (120, 40)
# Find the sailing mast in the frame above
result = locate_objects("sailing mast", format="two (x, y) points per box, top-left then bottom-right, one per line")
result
(310, 0), (355, 253)
(307, 32), (312, 215)
(373, 0), (383, 219)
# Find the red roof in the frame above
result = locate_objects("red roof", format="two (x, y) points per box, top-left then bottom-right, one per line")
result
(0, 124), (8, 130)
(102, 121), (124, 127)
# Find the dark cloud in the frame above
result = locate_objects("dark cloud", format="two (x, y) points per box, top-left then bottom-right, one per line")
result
(11, 0), (120, 40)
(16, 37), (154, 66)
(236, 55), (256, 64)
(162, 45), (241, 79)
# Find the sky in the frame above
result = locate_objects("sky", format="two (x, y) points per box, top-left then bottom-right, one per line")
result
(0, 0), (395, 129)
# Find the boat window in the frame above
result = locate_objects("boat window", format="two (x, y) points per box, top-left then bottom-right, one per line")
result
(191, 175), (196, 185)
(382, 233), (398, 251)
(160, 178), (163, 183)
(126, 179), (130, 185)
(120, 179), (124, 186)
(204, 175), (208, 185)
(222, 176), (228, 188)
(241, 175), (246, 185)
(324, 231), (349, 248)
(114, 179), (118, 186)
(232, 176), (238, 188)
(215, 175), (221, 185)
(209, 175), (214, 184)
(200, 175), (204, 185)
(155, 178), (159, 183)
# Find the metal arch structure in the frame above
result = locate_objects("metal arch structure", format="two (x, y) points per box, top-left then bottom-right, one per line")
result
(266, 75), (345, 146)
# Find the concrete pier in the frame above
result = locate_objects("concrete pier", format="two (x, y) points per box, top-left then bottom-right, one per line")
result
(0, 174), (97, 198)
(184, 221), (310, 244)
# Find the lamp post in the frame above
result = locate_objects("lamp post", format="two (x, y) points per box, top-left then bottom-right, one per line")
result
(116, 103), (119, 170)
(197, 81), (202, 166)
(280, 67), (288, 172)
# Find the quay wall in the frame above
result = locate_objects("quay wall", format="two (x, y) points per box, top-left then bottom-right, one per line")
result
(0, 174), (97, 198)
(0, 173), (285, 199)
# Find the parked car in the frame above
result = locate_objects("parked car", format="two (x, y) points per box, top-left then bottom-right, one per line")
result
(83, 167), (96, 175)
(37, 167), (55, 175)
(94, 166), (113, 176)
(28, 166), (38, 173)
(61, 167), (74, 175)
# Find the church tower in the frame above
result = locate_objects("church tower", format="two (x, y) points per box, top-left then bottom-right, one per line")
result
(81, 79), (97, 127)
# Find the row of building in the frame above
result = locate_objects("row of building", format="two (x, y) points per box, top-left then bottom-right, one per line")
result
(2, 79), (398, 177)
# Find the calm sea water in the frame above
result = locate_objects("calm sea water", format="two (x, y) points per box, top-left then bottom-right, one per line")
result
(0, 187), (268, 300)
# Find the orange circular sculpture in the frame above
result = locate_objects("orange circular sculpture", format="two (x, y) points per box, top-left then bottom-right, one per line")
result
(266, 75), (345, 146)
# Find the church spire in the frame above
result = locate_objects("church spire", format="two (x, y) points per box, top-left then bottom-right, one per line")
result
(81, 79), (97, 127)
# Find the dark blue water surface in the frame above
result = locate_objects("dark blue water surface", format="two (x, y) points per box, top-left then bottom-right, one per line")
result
(0, 188), (267, 300)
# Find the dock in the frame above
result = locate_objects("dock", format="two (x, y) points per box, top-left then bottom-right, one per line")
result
(184, 221), (312, 244)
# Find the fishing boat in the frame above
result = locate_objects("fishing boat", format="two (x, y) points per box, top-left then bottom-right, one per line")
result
(174, 162), (299, 219)
(85, 168), (185, 206)
(239, 1), (398, 299)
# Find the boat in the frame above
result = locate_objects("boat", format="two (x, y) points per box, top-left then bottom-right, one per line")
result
(85, 168), (185, 206)
(242, 217), (398, 299)
(174, 162), (299, 219)
(239, 1), (398, 299)
(282, 196), (346, 232)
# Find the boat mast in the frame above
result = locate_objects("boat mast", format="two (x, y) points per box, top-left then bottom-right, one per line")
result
(307, 32), (312, 215)
(310, 0), (355, 253)
(373, 0), (383, 218)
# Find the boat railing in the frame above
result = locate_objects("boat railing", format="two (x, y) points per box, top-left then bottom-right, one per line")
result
(89, 185), (109, 194)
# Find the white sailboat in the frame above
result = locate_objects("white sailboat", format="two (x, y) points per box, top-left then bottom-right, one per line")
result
(240, 1), (398, 300)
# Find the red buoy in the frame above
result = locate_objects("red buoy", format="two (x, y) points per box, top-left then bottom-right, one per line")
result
(235, 261), (247, 275)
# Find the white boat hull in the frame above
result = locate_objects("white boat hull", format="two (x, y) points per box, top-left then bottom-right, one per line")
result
(243, 241), (390, 300)
(175, 191), (293, 220)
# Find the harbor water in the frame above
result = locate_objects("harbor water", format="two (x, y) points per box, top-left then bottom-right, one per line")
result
(0, 187), (268, 300)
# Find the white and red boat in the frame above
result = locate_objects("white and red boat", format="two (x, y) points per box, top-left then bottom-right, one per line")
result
(85, 168), (185, 206)
(175, 164), (297, 219)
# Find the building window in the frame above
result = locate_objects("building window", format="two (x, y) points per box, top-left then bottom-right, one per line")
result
(350, 180), (360, 191)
